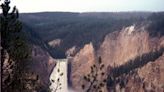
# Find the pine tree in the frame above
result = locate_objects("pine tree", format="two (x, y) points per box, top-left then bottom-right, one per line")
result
(0, 0), (31, 91)
(81, 57), (107, 92)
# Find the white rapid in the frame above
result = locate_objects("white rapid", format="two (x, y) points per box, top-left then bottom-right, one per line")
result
(49, 59), (68, 92)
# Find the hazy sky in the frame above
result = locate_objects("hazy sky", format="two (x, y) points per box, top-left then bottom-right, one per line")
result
(1, 0), (164, 13)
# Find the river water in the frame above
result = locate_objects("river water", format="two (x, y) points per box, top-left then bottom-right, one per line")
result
(49, 59), (68, 92)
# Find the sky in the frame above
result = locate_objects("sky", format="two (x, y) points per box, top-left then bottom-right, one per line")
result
(0, 0), (164, 13)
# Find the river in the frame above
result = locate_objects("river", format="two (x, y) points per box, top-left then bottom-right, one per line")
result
(49, 59), (68, 92)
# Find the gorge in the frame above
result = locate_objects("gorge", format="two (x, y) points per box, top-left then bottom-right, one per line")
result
(1, 11), (164, 92)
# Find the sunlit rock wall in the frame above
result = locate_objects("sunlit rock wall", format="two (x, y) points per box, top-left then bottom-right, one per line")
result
(98, 24), (163, 67)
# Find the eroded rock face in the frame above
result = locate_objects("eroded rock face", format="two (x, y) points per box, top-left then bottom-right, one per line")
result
(108, 53), (164, 92)
(48, 39), (62, 48)
(66, 46), (77, 57)
(98, 25), (163, 67)
(1, 43), (56, 92)
(136, 53), (164, 92)
(70, 24), (164, 92)
(30, 45), (56, 87)
(102, 25), (164, 92)
(71, 43), (96, 91)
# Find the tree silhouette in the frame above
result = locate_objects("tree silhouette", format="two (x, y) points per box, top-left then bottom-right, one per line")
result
(50, 68), (64, 92)
(81, 57), (107, 92)
(1, 0), (31, 91)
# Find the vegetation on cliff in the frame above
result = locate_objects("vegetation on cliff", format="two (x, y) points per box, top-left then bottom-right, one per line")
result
(81, 57), (107, 92)
(107, 47), (164, 91)
(0, 1), (43, 92)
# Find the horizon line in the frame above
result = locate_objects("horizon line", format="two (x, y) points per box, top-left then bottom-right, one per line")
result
(19, 10), (164, 14)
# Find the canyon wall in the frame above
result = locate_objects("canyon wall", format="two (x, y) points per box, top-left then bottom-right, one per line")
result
(30, 45), (56, 87)
(98, 24), (163, 67)
(70, 24), (164, 92)
(71, 43), (96, 91)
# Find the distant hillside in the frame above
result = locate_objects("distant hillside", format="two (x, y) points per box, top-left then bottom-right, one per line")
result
(20, 12), (163, 58)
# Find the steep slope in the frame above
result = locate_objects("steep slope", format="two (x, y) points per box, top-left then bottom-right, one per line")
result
(29, 45), (56, 88)
(101, 24), (164, 92)
(107, 49), (164, 92)
(70, 22), (164, 91)
(71, 43), (96, 91)
(136, 53), (164, 92)
(98, 24), (163, 67)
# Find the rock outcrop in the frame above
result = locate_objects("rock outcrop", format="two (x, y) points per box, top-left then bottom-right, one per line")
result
(30, 45), (56, 87)
(1, 44), (56, 92)
(103, 24), (164, 92)
(136, 53), (164, 92)
(70, 24), (164, 92)
(98, 24), (163, 67)
(71, 43), (96, 91)
(107, 51), (164, 92)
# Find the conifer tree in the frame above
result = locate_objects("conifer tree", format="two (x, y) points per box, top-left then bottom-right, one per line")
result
(81, 57), (107, 92)
(0, 0), (31, 91)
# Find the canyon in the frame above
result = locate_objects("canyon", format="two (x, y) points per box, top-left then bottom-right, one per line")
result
(70, 23), (164, 91)
(1, 12), (164, 92)
(24, 12), (164, 92)
(47, 21), (164, 92)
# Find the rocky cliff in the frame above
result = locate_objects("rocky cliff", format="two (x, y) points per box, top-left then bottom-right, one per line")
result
(99, 24), (164, 67)
(71, 43), (96, 91)
(29, 45), (56, 88)
(1, 44), (56, 92)
(71, 23), (164, 92)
